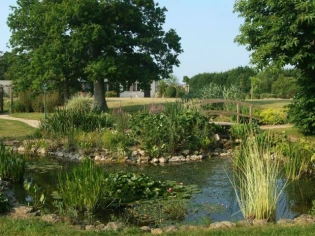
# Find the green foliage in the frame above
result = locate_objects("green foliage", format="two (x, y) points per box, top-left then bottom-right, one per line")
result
(232, 132), (288, 220)
(157, 81), (168, 97)
(101, 129), (131, 156)
(188, 66), (256, 94)
(40, 109), (113, 137)
(165, 86), (177, 98)
(234, 0), (315, 134)
(193, 83), (245, 101)
(258, 108), (288, 125)
(56, 159), (106, 214)
(104, 172), (168, 205)
(272, 134), (315, 179)
(0, 143), (25, 183)
(64, 94), (94, 112)
(13, 91), (61, 113)
(230, 123), (260, 140)
(105, 91), (118, 97)
(24, 179), (46, 209)
(130, 102), (215, 156)
(288, 92), (315, 135)
(8, 0), (183, 111)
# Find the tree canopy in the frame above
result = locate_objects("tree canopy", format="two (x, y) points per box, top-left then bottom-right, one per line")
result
(234, 0), (315, 134)
(7, 0), (183, 111)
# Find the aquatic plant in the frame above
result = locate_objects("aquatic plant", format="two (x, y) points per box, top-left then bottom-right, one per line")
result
(24, 179), (46, 209)
(56, 158), (106, 214)
(0, 143), (25, 183)
(231, 132), (288, 221)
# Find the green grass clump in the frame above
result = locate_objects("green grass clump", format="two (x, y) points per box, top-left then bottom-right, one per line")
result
(232, 132), (288, 221)
(56, 159), (106, 215)
(65, 94), (94, 112)
(0, 143), (25, 183)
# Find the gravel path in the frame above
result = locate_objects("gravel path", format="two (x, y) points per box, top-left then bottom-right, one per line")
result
(0, 114), (40, 128)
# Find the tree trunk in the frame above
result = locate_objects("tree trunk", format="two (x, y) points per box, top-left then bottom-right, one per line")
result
(94, 79), (108, 112)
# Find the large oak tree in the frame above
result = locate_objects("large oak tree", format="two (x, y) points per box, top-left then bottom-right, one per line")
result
(7, 0), (182, 111)
(234, 0), (315, 134)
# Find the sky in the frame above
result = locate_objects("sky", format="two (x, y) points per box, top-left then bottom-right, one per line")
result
(0, 0), (251, 82)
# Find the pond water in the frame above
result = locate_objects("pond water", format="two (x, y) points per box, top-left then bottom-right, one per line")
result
(13, 155), (315, 224)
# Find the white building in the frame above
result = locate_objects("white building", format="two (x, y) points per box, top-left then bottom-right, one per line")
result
(118, 81), (159, 98)
(0, 80), (11, 95)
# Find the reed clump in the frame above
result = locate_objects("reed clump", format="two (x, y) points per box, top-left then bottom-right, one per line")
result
(0, 143), (25, 183)
(56, 158), (106, 214)
(232, 132), (288, 221)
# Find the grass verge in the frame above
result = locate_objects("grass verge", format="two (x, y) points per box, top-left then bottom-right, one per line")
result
(0, 217), (315, 235)
(246, 99), (291, 109)
(0, 119), (36, 140)
(9, 112), (44, 120)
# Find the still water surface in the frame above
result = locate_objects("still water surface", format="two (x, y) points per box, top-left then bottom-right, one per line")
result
(15, 156), (315, 223)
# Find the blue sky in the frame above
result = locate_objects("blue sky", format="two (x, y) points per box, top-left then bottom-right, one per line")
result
(0, 0), (251, 82)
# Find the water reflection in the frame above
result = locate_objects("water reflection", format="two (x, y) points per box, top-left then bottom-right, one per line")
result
(14, 155), (315, 223)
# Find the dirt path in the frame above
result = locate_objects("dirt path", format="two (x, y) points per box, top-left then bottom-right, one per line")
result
(0, 114), (40, 128)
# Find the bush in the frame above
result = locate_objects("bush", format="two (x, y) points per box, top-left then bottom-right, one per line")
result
(288, 93), (315, 134)
(65, 94), (94, 112)
(258, 108), (288, 125)
(165, 86), (177, 98)
(13, 91), (61, 113)
(130, 102), (216, 156)
(32, 92), (61, 113)
(105, 91), (117, 97)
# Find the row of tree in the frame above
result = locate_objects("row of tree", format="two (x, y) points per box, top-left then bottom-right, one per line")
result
(184, 66), (299, 99)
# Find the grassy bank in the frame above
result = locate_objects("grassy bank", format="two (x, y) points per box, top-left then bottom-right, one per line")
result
(0, 217), (315, 235)
(246, 99), (291, 109)
(0, 119), (36, 139)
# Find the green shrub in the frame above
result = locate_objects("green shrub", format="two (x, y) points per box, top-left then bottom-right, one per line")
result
(130, 101), (216, 155)
(17, 91), (33, 112)
(0, 143), (25, 183)
(259, 108), (288, 125)
(288, 93), (315, 134)
(32, 92), (61, 113)
(65, 94), (94, 112)
(12, 99), (27, 113)
(105, 91), (118, 97)
(165, 86), (177, 98)
(101, 129), (131, 156)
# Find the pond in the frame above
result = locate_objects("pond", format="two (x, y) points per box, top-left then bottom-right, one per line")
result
(13, 155), (315, 224)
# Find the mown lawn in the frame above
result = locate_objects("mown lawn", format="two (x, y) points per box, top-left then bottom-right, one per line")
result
(246, 99), (291, 109)
(0, 119), (36, 140)
(0, 217), (315, 236)
(10, 112), (44, 120)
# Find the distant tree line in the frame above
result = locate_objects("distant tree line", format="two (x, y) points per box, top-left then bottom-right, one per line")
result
(185, 66), (299, 99)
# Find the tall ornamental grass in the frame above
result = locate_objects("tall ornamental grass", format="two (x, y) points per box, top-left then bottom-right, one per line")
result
(232, 132), (288, 221)
(0, 143), (25, 183)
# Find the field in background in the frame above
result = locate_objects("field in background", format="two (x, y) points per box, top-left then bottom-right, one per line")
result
(107, 97), (178, 112)
(246, 98), (291, 109)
